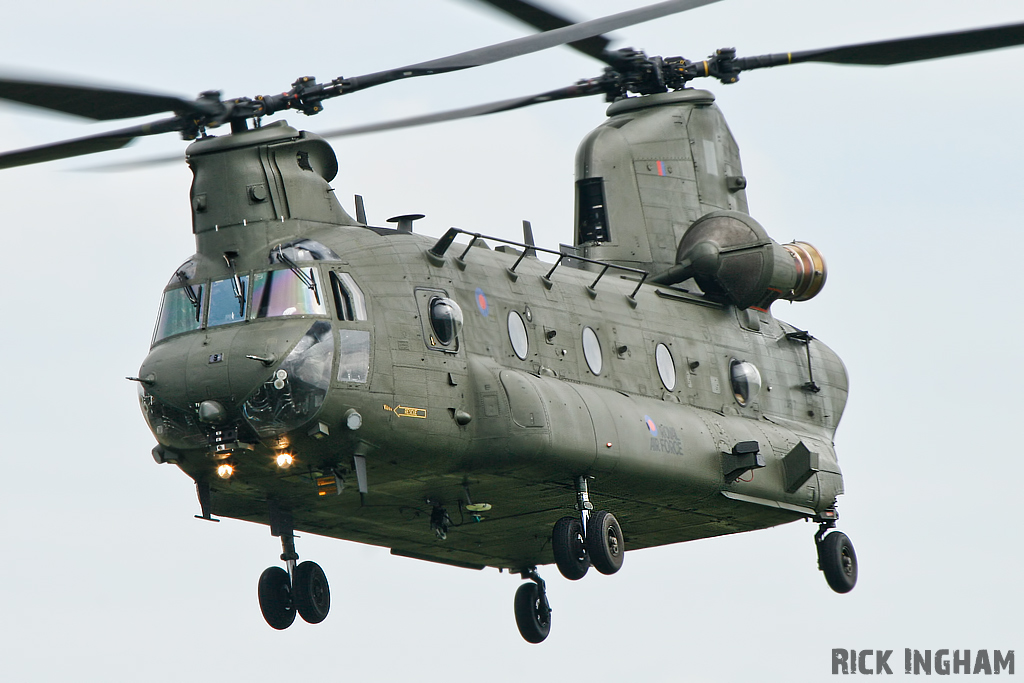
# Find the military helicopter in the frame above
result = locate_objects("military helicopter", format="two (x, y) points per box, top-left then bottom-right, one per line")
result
(2, 0), (1022, 646)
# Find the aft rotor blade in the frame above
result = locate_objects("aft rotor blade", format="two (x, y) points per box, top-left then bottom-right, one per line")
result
(344, 0), (722, 92)
(0, 117), (182, 169)
(0, 76), (196, 121)
(318, 80), (606, 138)
(734, 21), (1024, 71)
(471, 0), (615, 65)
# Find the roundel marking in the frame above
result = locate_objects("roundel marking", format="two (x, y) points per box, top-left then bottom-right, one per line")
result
(475, 287), (489, 317)
(645, 416), (657, 436)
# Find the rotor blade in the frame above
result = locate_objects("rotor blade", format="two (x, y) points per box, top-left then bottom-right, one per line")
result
(318, 80), (606, 138)
(0, 76), (196, 121)
(344, 0), (722, 92)
(732, 21), (1024, 73)
(82, 153), (187, 172)
(0, 117), (182, 170)
(469, 0), (615, 65)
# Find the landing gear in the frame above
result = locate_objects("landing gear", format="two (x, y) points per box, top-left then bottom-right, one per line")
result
(258, 504), (332, 629)
(514, 568), (551, 644)
(293, 560), (331, 624)
(530, 477), (624, 642)
(550, 475), (625, 580)
(258, 566), (295, 630)
(587, 509), (624, 575)
(552, 516), (589, 580)
(815, 523), (858, 593)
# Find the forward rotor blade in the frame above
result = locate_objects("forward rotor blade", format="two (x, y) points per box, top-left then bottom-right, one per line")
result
(792, 21), (1024, 65)
(0, 117), (182, 169)
(0, 76), (195, 121)
(82, 153), (186, 172)
(344, 0), (722, 92)
(470, 0), (615, 65)
(318, 80), (606, 138)
(732, 21), (1024, 74)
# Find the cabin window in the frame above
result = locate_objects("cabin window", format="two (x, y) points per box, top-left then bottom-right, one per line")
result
(208, 275), (248, 327)
(153, 284), (203, 343)
(508, 310), (529, 360)
(250, 268), (327, 318)
(656, 343), (676, 391)
(330, 271), (367, 321)
(429, 297), (463, 347)
(337, 329), (370, 383)
(730, 359), (762, 406)
(582, 326), (603, 375)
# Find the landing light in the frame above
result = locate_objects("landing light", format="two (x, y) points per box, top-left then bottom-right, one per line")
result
(276, 453), (294, 468)
(216, 463), (234, 479)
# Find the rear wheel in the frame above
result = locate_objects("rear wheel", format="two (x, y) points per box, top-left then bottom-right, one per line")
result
(514, 582), (550, 644)
(586, 510), (624, 575)
(258, 566), (296, 630)
(552, 516), (590, 580)
(818, 531), (858, 593)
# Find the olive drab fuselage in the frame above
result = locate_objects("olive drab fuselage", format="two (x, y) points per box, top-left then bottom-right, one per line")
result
(138, 91), (848, 571)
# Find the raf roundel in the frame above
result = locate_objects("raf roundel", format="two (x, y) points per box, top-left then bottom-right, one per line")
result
(475, 287), (489, 317)
(644, 416), (658, 436)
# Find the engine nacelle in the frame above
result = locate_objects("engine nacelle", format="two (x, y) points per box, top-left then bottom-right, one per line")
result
(649, 211), (827, 310)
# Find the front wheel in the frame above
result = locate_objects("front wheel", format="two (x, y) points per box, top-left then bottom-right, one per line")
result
(818, 531), (858, 593)
(514, 582), (550, 644)
(293, 561), (331, 624)
(586, 510), (624, 575)
(258, 566), (296, 630)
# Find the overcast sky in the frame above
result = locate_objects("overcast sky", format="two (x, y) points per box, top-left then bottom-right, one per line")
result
(1, 2), (1022, 681)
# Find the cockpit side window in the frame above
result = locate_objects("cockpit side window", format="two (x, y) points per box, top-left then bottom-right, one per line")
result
(153, 284), (204, 343)
(330, 271), (367, 321)
(250, 268), (327, 318)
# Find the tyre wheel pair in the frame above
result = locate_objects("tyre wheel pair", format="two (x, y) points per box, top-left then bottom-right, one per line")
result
(257, 561), (331, 629)
(551, 510), (624, 580)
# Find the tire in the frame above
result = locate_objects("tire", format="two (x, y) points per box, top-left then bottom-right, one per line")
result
(293, 561), (331, 624)
(552, 516), (590, 580)
(513, 582), (551, 644)
(818, 531), (858, 594)
(258, 566), (296, 630)
(586, 510), (625, 575)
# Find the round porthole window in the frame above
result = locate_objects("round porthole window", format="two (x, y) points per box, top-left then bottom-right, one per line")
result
(429, 297), (463, 346)
(582, 326), (603, 375)
(656, 343), (676, 391)
(730, 359), (762, 406)
(508, 310), (529, 360)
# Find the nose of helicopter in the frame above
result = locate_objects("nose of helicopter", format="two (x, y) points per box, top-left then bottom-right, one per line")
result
(138, 318), (334, 448)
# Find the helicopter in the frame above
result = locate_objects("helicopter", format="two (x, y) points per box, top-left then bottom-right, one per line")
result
(2, 0), (1023, 649)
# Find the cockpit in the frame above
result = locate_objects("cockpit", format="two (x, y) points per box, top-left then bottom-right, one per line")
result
(152, 239), (364, 345)
(140, 238), (371, 452)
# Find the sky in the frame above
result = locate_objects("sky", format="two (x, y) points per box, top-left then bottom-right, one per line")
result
(1, 1), (1023, 681)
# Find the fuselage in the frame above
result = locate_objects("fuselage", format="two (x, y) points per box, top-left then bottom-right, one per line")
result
(137, 115), (848, 571)
(140, 215), (848, 570)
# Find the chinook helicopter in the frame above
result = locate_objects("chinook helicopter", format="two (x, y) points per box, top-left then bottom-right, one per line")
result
(2, 0), (1023, 646)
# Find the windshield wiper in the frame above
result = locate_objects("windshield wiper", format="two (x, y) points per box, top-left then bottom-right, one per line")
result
(175, 270), (201, 321)
(223, 252), (246, 317)
(274, 247), (321, 305)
